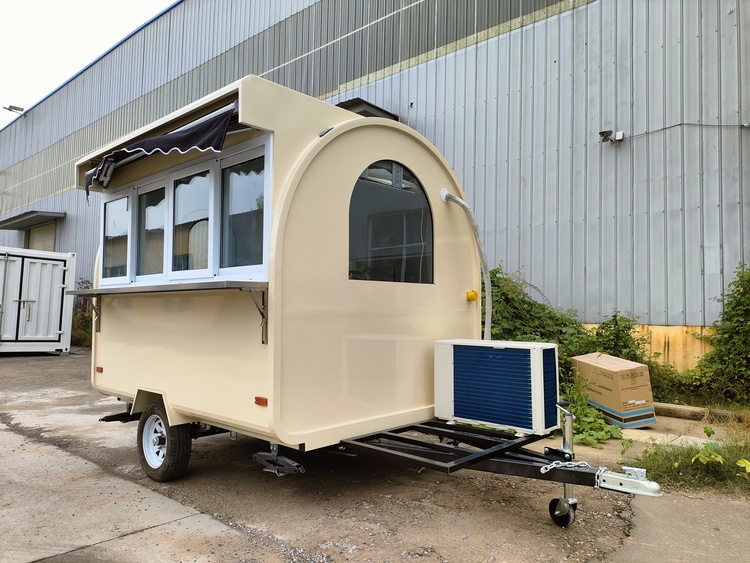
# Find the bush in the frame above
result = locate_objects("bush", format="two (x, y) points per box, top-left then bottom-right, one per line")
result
(70, 278), (93, 347)
(485, 267), (594, 375)
(591, 311), (649, 362)
(70, 306), (92, 347)
(485, 267), (631, 445)
(686, 263), (750, 405)
(486, 266), (682, 386)
(561, 375), (622, 447)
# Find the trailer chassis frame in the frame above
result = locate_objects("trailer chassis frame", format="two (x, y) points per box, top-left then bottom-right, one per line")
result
(100, 400), (659, 527)
(341, 419), (601, 484)
(340, 413), (660, 527)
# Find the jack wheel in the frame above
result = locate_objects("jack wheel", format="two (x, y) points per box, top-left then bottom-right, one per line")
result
(548, 498), (577, 528)
(137, 399), (192, 482)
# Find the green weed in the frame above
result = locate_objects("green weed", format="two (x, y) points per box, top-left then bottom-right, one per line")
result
(625, 427), (750, 495)
(561, 376), (622, 448)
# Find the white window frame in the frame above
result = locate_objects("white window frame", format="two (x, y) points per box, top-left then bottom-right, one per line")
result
(167, 160), (215, 280)
(135, 180), (168, 283)
(98, 135), (271, 287)
(217, 144), (269, 280)
(99, 194), (132, 286)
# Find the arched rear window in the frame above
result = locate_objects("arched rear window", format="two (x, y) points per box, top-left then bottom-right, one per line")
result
(349, 160), (433, 283)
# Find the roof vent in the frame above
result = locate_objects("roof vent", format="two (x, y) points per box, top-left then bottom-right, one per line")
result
(336, 98), (399, 121)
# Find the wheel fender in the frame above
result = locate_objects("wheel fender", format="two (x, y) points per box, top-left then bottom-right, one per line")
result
(131, 389), (192, 426)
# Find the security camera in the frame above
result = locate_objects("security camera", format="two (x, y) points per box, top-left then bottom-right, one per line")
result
(599, 130), (613, 142)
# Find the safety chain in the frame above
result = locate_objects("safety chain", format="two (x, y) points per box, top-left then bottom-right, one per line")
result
(539, 460), (592, 474)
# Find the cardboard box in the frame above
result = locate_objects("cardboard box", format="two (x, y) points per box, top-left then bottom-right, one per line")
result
(571, 353), (656, 428)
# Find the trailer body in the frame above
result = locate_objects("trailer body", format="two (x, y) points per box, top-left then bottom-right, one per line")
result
(74, 76), (480, 451)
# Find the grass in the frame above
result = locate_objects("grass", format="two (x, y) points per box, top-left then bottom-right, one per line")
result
(623, 425), (750, 496)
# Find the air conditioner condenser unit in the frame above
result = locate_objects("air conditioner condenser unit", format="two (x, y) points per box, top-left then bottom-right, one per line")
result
(434, 339), (560, 435)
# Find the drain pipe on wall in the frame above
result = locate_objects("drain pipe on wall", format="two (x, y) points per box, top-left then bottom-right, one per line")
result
(441, 189), (492, 341)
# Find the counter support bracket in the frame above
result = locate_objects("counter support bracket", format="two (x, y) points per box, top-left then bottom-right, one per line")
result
(91, 297), (101, 333)
(243, 288), (268, 345)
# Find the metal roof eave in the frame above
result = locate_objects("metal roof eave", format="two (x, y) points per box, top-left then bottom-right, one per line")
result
(0, 211), (66, 230)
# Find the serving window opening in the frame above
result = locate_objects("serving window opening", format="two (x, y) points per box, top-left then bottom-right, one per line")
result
(97, 138), (270, 287)
(349, 160), (433, 284)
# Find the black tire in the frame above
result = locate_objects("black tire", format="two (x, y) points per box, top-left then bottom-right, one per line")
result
(548, 498), (577, 528)
(137, 399), (192, 482)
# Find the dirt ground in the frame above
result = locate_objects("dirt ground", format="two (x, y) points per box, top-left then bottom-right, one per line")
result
(1, 348), (640, 562)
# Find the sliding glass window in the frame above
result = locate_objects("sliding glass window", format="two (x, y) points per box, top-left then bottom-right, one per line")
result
(173, 171), (210, 272)
(137, 187), (166, 276)
(103, 197), (129, 279)
(221, 156), (265, 268)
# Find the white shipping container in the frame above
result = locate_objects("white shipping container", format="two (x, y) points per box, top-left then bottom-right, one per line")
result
(0, 247), (76, 354)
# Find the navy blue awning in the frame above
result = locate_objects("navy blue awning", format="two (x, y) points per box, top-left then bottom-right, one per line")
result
(85, 102), (236, 192)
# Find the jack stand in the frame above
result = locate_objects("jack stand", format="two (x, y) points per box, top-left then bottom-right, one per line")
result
(253, 443), (306, 476)
(548, 402), (578, 527)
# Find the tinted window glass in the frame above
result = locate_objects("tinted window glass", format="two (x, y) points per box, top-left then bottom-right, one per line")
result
(103, 197), (129, 278)
(221, 156), (264, 268)
(349, 161), (433, 283)
(173, 170), (210, 271)
(137, 188), (165, 275)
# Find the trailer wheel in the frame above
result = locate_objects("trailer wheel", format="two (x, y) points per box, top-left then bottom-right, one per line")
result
(548, 498), (576, 528)
(137, 399), (192, 482)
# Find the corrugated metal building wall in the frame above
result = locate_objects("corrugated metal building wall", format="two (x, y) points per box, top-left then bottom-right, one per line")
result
(1, 0), (748, 326)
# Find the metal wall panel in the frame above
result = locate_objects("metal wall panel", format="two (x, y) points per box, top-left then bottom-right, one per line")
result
(554, 14), (573, 311)
(141, 12), (173, 94)
(1, 0), (748, 327)
(743, 1), (750, 270)
(700, 1), (724, 325)
(325, 0), (748, 326)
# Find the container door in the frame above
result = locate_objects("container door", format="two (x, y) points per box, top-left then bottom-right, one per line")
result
(16, 258), (66, 342)
(0, 255), (22, 341)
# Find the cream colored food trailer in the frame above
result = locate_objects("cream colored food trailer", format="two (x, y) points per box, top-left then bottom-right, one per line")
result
(73, 76), (658, 527)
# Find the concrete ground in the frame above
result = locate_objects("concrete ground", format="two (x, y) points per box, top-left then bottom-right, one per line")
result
(0, 423), (259, 562)
(608, 492), (749, 562)
(1, 348), (748, 562)
(590, 418), (749, 562)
